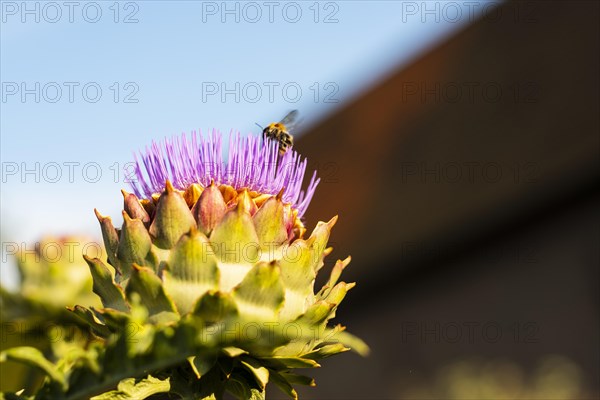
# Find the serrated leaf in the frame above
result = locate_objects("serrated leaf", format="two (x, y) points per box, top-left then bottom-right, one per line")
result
(90, 375), (170, 400)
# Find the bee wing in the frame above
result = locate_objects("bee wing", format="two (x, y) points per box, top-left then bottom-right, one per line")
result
(279, 110), (299, 128)
(286, 114), (305, 134)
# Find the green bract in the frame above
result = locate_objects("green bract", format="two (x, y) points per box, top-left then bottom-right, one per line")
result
(1, 182), (366, 400)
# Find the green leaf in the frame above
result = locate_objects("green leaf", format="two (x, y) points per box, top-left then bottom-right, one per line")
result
(90, 375), (170, 400)
(84, 256), (129, 312)
(0, 347), (66, 389)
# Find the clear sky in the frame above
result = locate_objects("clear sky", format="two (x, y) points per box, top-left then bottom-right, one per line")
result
(1, 0), (499, 287)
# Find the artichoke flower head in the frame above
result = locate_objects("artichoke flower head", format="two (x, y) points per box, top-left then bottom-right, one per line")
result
(2, 130), (367, 400)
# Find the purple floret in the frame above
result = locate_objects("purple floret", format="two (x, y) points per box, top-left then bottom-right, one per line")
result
(130, 130), (319, 217)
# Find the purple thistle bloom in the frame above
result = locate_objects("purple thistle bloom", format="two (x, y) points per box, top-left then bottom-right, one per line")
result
(130, 130), (320, 217)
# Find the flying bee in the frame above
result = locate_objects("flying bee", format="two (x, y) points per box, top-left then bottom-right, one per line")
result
(261, 110), (299, 155)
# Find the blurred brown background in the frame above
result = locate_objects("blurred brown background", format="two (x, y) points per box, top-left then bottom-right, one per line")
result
(292, 1), (599, 398)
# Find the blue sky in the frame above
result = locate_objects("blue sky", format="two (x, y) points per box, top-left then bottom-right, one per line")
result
(0, 0), (499, 286)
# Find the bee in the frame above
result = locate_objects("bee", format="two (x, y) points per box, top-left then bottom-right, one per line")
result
(261, 110), (299, 155)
